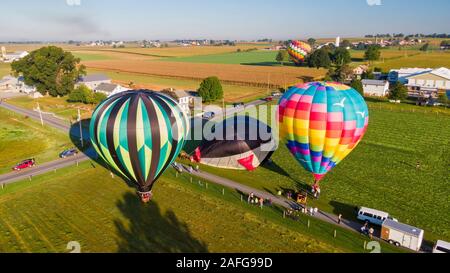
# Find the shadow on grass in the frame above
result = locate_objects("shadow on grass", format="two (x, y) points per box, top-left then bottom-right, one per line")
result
(329, 200), (359, 222)
(114, 192), (209, 253)
(69, 119), (136, 190)
(184, 117), (211, 155)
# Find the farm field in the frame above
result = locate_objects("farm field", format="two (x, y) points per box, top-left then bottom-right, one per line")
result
(82, 60), (326, 88)
(375, 51), (450, 70)
(184, 101), (450, 243)
(87, 68), (270, 103)
(0, 160), (403, 253)
(82, 44), (270, 58)
(0, 63), (11, 77)
(0, 108), (73, 175)
(166, 50), (279, 65)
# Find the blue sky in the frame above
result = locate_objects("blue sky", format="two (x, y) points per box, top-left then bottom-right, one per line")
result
(0, 0), (449, 41)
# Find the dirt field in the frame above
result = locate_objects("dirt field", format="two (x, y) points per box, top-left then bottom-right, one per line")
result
(83, 60), (326, 88)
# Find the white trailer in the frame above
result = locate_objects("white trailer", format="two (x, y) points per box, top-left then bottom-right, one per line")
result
(381, 219), (424, 252)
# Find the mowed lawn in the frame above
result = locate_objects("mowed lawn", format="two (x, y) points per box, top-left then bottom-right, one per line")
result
(187, 102), (450, 243)
(0, 161), (403, 253)
(0, 108), (73, 174)
(167, 50), (279, 65)
(6, 96), (96, 121)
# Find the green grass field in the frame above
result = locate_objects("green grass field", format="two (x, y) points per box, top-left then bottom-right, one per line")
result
(0, 160), (404, 253)
(167, 50), (279, 65)
(72, 52), (116, 61)
(5, 96), (95, 121)
(185, 101), (450, 243)
(0, 108), (73, 174)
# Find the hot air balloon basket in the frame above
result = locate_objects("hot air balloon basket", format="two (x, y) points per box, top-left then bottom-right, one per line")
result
(138, 191), (153, 203)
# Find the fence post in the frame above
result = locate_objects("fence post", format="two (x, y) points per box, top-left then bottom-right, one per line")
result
(283, 211), (285, 218)
(29, 175), (32, 181)
(364, 241), (367, 250)
(190, 177), (193, 183)
(1, 183), (3, 190)
(222, 188), (225, 195)
(334, 230), (337, 238)
(240, 195), (243, 202)
(206, 183), (208, 189)
(307, 220), (310, 228)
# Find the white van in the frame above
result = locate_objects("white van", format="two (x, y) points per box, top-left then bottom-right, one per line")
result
(357, 207), (398, 226)
(433, 240), (450, 254)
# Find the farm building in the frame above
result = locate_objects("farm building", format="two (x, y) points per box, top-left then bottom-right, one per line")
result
(76, 74), (111, 90)
(94, 83), (129, 97)
(0, 76), (17, 90)
(405, 67), (450, 98)
(1, 47), (29, 63)
(388, 68), (432, 84)
(362, 79), (390, 97)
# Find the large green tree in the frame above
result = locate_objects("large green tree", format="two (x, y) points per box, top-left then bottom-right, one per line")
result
(332, 47), (351, 66)
(364, 45), (381, 62)
(198, 76), (223, 102)
(389, 82), (408, 101)
(307, 48), (331, 69)
(11, 46), (86, 97)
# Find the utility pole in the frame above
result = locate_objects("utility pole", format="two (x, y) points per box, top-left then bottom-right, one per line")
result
(37, 103), (44, 127)
(267, 73), (271, 96)
(78, 108), (84, 148)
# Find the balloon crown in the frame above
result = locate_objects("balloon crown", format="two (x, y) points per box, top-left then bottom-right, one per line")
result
(294, 81), (353, 91)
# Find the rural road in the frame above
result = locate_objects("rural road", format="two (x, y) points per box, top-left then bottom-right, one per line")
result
(180, 165), (365, 237)
(0, 97), (398, 252)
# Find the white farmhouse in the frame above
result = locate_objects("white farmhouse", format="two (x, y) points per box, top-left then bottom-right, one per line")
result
(76, 74), (111, 90)
(94, 83), (129, 97)
(162, 89), (197, 114)
(362, 79), (390, 97)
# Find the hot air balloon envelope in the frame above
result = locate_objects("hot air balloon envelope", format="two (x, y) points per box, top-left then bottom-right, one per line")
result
(89, 90), (189, 202)
(193, 116), (275, 171)
(278, 82), (369, 184)
(288, 40), (312, 64)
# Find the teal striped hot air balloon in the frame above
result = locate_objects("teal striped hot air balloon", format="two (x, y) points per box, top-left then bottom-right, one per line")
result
(89, 90), (189, 202)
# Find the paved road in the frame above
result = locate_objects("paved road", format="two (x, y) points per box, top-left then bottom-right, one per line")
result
(0, 101), (72, 132)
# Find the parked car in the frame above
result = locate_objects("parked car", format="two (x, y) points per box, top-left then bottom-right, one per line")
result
(233, 102), (245, 108)
(13, 159), (36, 171)
(381, 219), (424, 251)
(203, 112), (216, 120)
(59, 148), (79, 158)
(271, 92), (283, 97)
(263, 96), (274, 102)
(433, 240), (450, 253)
(171, 162), (183, 173)
(357, 207), (398, 226)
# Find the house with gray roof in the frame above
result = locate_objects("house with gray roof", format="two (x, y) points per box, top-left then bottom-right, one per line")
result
(76, 74), (111, 90)
(94, 83), (129, 97)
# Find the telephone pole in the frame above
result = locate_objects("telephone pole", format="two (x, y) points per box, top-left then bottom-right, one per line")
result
(78, 108), (84, 148)
(37, 103), (44, 127)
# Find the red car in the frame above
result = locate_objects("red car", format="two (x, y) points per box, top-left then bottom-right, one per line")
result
(264, 97), (274, 102)
(13, 159), (36, 171)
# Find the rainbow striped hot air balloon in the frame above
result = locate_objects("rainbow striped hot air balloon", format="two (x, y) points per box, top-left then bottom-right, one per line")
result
(278, 82), (369, 186)
(288, 40), (312, 64)
(90, 90), (189, 203)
